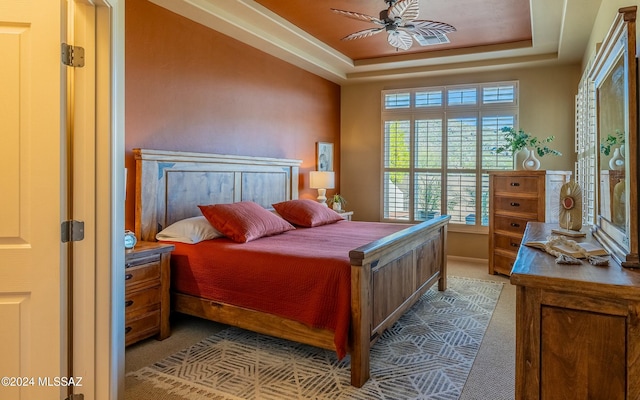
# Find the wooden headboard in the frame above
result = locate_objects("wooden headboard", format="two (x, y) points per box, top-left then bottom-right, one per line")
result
(134, 149), (302, 241)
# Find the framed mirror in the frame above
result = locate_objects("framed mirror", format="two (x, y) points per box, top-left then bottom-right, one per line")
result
(590, 6), (638, 267)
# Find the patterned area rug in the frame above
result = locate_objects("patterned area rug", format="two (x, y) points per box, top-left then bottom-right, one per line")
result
(128, 276), (503, 399)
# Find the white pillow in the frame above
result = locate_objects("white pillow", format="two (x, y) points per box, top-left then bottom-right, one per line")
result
(155, 216), (223, 244)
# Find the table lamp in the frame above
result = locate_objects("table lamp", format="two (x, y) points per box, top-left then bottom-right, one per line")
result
(309, 171), (335, 206)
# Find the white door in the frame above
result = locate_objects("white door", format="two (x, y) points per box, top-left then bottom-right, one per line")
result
(0, 0), (68, 399)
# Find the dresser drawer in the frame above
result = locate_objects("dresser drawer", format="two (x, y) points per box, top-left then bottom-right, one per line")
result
(493, 253), (516, 276)
(125, 310), (160, 346)
(494, 216), (529, 235)
(125, 286), (161, 315)
(493, 175), (539, 194)
(493, 196), (538, 216)
(494, 233), (522, 253)
(125, 262), (160, 289)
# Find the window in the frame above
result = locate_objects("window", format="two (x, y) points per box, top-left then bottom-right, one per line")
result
(382, 81), (519, 228)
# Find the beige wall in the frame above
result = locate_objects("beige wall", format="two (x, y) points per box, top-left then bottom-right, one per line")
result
(340, 64), (581, 259)
(583, 1), (640, 69)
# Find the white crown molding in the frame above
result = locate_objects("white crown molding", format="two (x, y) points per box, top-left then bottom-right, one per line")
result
(150, 0), (601, 84)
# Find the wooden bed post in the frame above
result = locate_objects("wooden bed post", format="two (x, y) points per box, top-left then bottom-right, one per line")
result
(350, 261), (371, 387)
(348, 215), (450, 387)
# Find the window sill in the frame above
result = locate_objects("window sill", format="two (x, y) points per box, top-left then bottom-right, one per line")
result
(447, 224), (489, 235)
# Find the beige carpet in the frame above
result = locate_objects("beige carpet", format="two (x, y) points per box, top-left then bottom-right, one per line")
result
(125, 258), (514, 400)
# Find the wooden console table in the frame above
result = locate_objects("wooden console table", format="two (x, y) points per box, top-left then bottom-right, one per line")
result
(510, 222), (640, 399)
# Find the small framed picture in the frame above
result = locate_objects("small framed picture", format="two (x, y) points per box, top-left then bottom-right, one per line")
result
(316, 142), (334, 171)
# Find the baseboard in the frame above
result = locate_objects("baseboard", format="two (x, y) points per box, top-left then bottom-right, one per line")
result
(447, 255), (488, 264)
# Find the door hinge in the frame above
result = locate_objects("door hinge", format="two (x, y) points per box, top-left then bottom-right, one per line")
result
(61, 220), (85, 243)
(64, 394), (84, 400)
(61, 43), (85, 67)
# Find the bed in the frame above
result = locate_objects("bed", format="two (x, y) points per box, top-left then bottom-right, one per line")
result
(134, 148), (450, 387)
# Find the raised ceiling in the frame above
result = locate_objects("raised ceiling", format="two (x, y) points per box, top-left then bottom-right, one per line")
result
(150, 0), (603, 84)
(253, 0), (532, 61)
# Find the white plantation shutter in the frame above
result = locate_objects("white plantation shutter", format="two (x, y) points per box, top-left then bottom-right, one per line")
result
(415, 119), (443, 168)
(382, 81), (518, 227)
(576, 66), (597, 225)
(482, 115), (516, 169)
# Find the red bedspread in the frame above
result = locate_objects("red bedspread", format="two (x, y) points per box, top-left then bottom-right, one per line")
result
(170, 220), (409, 358)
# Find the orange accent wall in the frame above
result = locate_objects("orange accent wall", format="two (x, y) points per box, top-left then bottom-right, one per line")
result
(124, 0), (341, 230)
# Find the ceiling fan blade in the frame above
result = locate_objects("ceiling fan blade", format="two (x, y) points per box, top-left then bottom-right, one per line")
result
(342, 27), (385, 41)
(407, 20), (457, 36)
(331, 8), (383, 25)
(388, 0), (420, 21)
(387, 30), (413, 50)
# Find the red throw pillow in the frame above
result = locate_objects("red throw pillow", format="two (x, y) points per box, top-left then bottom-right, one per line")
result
(198, 201), (294, 243)
(272, 199), (344, 227)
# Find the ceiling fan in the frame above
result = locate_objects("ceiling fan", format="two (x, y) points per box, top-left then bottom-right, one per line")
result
(331, 0), (456, 51)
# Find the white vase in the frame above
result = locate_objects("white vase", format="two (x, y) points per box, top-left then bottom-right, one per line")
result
(609, 147), (624, 170)
(522, 147), (541, 170)
(332, 202), (342, 211)
(513, 148), (526, 170)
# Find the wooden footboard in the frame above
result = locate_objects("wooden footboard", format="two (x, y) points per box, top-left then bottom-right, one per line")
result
(349, 215), (450, 387)
(172, 215), (450, 388)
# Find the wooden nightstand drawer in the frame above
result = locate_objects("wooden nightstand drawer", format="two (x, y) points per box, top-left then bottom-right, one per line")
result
(493, 175), (539, 194)
(125, 253), (160, 268)
(493, 196), (538, 216)
(125, 310), (161, 346)
(125, 286), (161, 314)
(494, 216), (529, 235)
(125, 262), (160, 289)
(493, 233), (522, 253)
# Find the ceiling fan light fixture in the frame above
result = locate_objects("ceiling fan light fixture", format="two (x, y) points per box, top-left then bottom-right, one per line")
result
(332, 0), (455, 51)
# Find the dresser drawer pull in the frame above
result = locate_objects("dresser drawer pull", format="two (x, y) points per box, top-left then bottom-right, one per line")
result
(510, 222), (520, 227)
(125, 326), (132, 334)
(510, 182), (520, 187)
(510, 202), (520, 207)
(125, 300), (134, 307)
(125, 273), (133, 280)
(510, 242), (519, 248)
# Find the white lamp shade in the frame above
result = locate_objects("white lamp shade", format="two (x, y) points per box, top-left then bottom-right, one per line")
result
(309, 171), (335, 189)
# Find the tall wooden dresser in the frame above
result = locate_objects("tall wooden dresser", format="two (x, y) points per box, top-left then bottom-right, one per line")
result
(488, 170), (571, 275)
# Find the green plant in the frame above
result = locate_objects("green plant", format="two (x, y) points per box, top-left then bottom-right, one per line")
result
(495, 127), (562, 157)
(329, 194), (347, 208)
(600, 130), (625, 155)
(418, 177), (441, 212)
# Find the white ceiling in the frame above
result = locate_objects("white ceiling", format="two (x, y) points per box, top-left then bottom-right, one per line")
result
(149, 0), (603, 84)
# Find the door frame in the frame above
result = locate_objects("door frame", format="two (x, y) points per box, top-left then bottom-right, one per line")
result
(74, 0), (125, 398)
(99, 0), (125, 398)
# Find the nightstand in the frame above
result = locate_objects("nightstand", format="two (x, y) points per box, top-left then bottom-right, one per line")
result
(124, 241), (174, 346)
(337, 211), (353, 221)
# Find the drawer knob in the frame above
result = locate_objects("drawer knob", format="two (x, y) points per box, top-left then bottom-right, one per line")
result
(125, 300), (134, 307)
(125, 326), (132, 334)
(510, 202), (520, 207)
(125, 273), (133, 280)
(510, 222), (520, 227)
(510, 242), (519, 248)
(510, 182), (520, 187)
